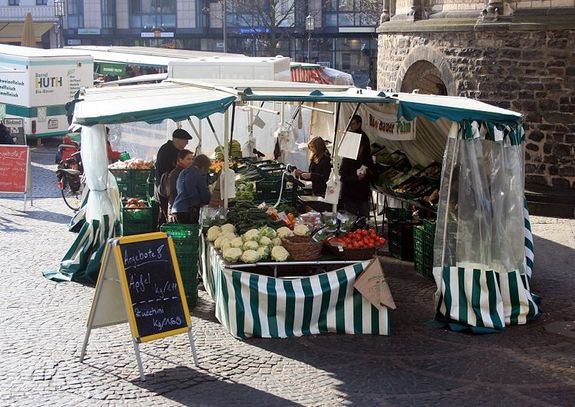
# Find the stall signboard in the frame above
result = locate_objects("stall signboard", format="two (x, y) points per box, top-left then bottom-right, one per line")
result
(80, 232), (198, 380)
(0, 145), (29, 193)
(361, 104), (416, 141)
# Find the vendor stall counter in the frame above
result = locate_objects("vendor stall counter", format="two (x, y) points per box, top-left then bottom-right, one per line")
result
(201, 236), (390, 339)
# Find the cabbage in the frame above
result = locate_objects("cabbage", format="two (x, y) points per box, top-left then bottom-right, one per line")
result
(214, 236), (230, 250)
(220, 223), (236, 234)
(259, 236), (272, 247)
(243, 229), (260, 242)
(241, 249), (260, 263)
(222, 232), (237, 241)
(243, 240), (259, 251)
(257, 246), (270, 260)
(271, 237), (282, 247)
(259, 226), (277, 239)
(293, 224), (310, 237)
(271, 246), (289, 262)
(207, 226), (222, 242)
(230, 237), (244, 248)
(276, 227), (294, 238)
(223, 247), (242, 263)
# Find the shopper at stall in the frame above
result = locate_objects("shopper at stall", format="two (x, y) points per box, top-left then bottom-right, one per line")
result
(164, 149), (194, 219)
(339, 115), (373, 218)
(295, 136), (332, 211)
(154, 128), (193, 228)
(105, 127), (121, 163)
(171, 154), (211, 224)
(0, 124), (14, 144)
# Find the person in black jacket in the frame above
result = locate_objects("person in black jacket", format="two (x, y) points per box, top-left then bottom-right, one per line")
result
(295, 136), (332, 212)
(154, 128), (192, 228)
(339, 115), (373, 218)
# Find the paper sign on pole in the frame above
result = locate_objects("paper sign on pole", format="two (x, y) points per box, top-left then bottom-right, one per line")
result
(337, 131), (362, 160)
(354, 257), (396, 310)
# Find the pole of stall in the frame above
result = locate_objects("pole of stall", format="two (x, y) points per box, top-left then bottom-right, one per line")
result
(331, 103), (341, 214)
(223, 109), (230, 210)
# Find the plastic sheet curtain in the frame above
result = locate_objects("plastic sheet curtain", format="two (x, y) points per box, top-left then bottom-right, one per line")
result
(51, 125), (121, 283)
(433, 121), (540, 332)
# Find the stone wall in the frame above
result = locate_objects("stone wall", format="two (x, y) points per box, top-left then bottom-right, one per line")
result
(378, 29), (575, 189)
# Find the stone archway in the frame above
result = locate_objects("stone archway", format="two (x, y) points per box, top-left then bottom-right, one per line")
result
(396, 46), (455, 96)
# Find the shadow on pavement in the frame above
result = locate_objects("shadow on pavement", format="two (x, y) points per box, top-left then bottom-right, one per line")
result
(0, 214), (27, 233)
(11, 206), (73, 226)
(132, 365), (299, 406)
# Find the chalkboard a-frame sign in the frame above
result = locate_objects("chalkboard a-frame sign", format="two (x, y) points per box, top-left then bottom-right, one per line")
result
(80, 232), (199, 381)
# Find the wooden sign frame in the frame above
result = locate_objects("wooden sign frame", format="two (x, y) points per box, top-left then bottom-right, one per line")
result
(80, 232), (199, 381)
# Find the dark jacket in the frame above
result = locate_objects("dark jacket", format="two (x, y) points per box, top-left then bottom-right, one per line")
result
(166, 165), (184, 209)
(171, 166), (211, 213)
(155, 140), (179, 186)
(308, 154), (332, 197)
(339, 133), (373, 202)
(0, 125), (14, 145)
(154, 140), (179, 200)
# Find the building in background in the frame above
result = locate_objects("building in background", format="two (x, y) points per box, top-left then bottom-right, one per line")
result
(377, 0), (575, 208)
(0, 0), (60, 47)
(36, 0), (381, 88)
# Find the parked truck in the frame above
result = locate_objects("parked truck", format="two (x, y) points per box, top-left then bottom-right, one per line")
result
(0, 44), (93, 143)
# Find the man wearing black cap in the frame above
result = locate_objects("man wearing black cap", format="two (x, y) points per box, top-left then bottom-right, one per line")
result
(155, 128), (193, 228)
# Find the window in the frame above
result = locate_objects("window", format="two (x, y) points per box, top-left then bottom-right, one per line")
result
(67, 0), (84, 28)
(323, 0), (382, 28)
(102, 0), (116, 28)
(129, 0), (176, 29)
(36, 0), (48, 5)
(8, 0), (19, 6)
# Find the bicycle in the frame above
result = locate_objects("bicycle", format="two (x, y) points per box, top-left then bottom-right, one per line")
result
(55, 141), (85, 211)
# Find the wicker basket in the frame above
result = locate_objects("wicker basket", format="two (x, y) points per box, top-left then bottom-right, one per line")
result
(281, 235), (323, 261)
(324, 241), (378, 260)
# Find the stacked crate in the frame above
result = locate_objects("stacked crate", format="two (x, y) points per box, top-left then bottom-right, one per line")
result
(110, 168), (155, 236)
(161, 224), (200, 309)
(386, 207), (416, 261)
(414, 219), (436, 278)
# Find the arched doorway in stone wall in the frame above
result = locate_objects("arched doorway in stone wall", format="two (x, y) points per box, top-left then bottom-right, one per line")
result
(400, 60), (448, 95)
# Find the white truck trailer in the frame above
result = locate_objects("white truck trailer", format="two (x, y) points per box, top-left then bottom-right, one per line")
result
(0, 44), (93, 142)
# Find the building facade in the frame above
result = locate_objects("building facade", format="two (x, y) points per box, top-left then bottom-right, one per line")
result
(377, 0), (575, 192)
(2, 0), (382, 87)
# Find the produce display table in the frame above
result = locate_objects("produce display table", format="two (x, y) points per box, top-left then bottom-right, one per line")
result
(200, 237), (390, 339)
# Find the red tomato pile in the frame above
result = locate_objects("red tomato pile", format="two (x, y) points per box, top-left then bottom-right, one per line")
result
(327, 229), (386, 249)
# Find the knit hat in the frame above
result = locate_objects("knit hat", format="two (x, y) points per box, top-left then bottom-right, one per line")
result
(172, 128), (192, 140)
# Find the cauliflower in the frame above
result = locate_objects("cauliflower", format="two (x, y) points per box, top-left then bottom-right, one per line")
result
(214, 236), (230, 250)
(241, 249), (260, 264)
(277, 226), (294, 239)
(223, 247), (242, 263)
(243, 229), (260, 242)
(243, 240), (259, 251)
(207, 225), (221, 242)
(222, 232), (237, 241)
(259, 236), (272, 247)
(220, 240), (232, 251)
(293, 224), (310, 237)
(271, 237), (283, 247)
(230, 237), (244, 248)
(220, 223), (236, 235)
(271, 246), (289, 262)
(257, 246), (270, 260)
(259, 226), (277, 239)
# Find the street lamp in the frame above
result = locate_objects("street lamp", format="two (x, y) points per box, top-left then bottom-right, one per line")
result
(54, 0), (65, 48)
(305, 14), (314, 62)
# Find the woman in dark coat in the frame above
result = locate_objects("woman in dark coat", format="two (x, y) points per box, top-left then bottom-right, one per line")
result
(296, 136), (332, 197)
(339, 115), (374, 218)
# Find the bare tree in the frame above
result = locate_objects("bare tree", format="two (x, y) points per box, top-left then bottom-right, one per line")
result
(225, 0), (299, 56)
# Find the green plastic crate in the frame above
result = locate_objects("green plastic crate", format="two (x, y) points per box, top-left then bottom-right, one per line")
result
(413, 223), (435, 278)
(121, 205), (155, 236)
(386, 207), (412, 222)
(387, 221), (415, 261)
(110, 168), (154, 198)
(160, 224), (200, 308)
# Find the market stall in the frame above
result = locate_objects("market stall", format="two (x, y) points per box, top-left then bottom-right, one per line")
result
(61, 78), (539, 336)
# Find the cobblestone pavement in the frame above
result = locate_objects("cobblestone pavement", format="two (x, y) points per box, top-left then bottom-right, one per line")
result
(1, 146), (575, 406)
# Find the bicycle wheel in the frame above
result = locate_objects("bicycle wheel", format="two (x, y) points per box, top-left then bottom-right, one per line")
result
(61, 179), (83, 211)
